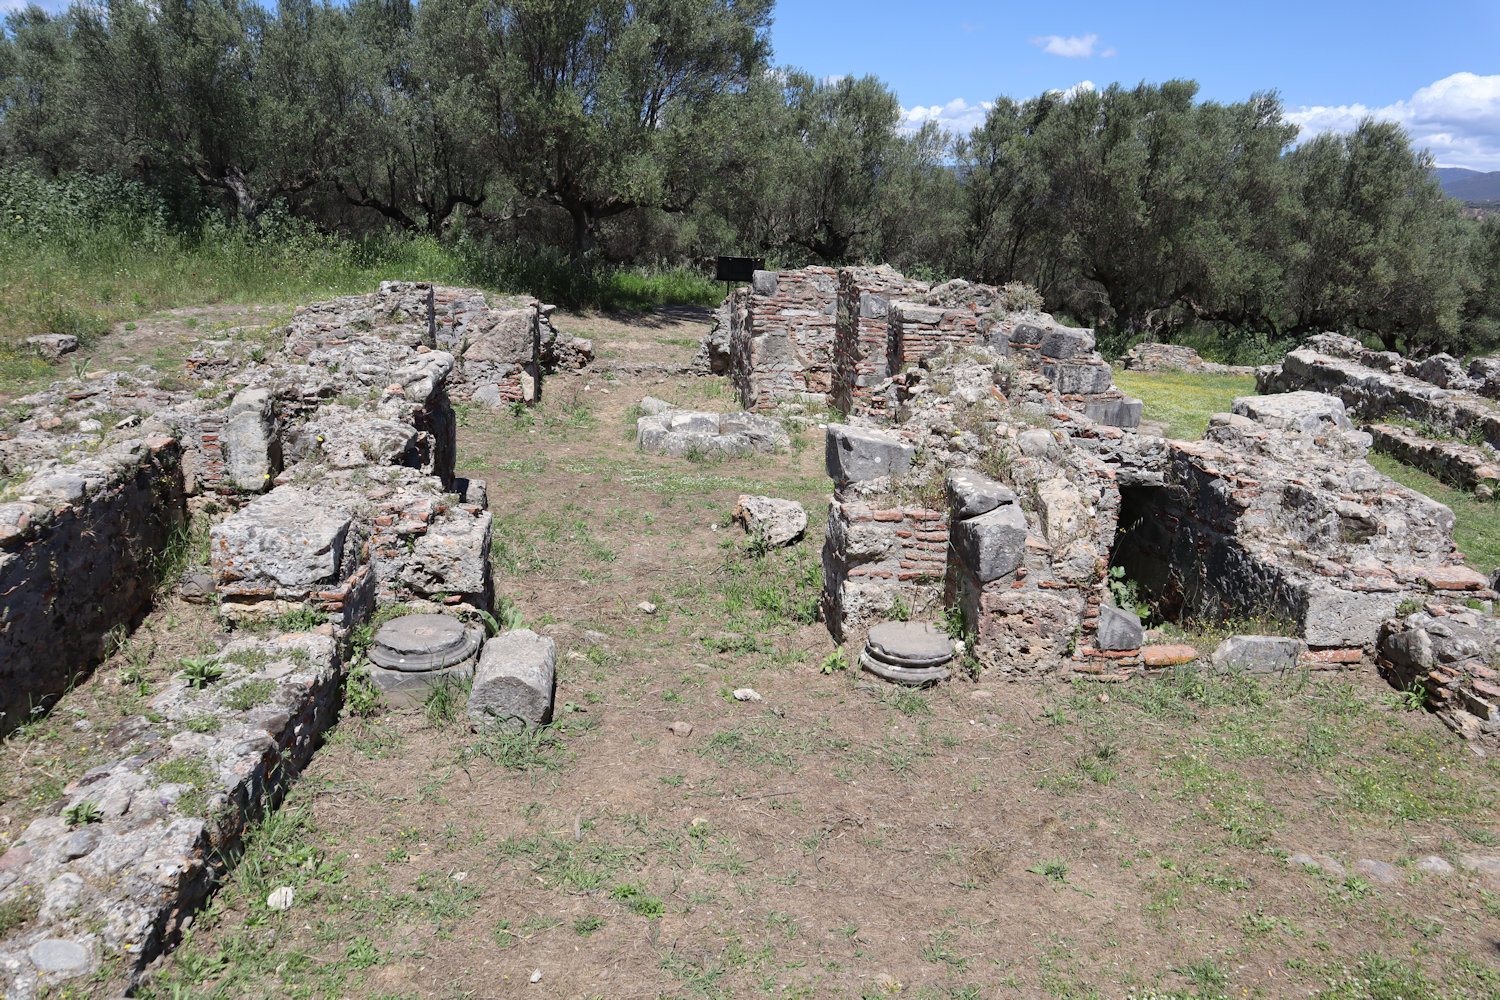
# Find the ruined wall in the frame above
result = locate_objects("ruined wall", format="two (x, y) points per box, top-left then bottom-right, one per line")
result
(1379, 605), (1500, 741)
(822, 499), (949, 643)
(0, 438), (185, 736)
(0, 634), (341, 995)
(1111, 395), (1482, 651)
(831, 266), (928, 417)
(1261, 338), (1500, 449)
(1366, 423), (1500, 496)
(727, 267), (839, 411)
(944, 441), (1121, 678)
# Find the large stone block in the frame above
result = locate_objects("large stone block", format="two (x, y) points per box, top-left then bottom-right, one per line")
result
(825, 423), (915, 485)
(945, 470), (1015, 520)
(400, 509), (494, 608)
(223, 388), (278, 492)
(1096, 605), (1143, 651)
(1211, 634), (1307, 673)
(211, 487), (357, 592)
(952, 504), (1028, 583)
(468, 630), (556, 728)
(1233, 391), (1352, 432)
(1082, 397), (1143, 429)
(734, 495), (807, 547)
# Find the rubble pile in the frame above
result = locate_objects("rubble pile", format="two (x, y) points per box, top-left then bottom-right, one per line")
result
(1380, 604), (1500, 740)
(1121, 342), (1253, 375)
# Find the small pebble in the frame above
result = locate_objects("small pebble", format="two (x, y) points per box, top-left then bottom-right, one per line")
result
(637, 601), (657, 615)
(266, 886), (295, 911)
(667, 721), (694, 737)
(733, 688), (762, 702)
(530, 969), (542, 984)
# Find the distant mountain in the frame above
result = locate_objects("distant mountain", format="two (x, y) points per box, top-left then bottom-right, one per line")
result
(1433, 167), (1500, 203)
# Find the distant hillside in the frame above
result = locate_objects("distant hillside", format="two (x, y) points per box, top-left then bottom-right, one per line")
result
(1435, 167), (1500, 203)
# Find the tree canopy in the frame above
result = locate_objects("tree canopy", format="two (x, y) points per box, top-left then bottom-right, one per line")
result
(0, 0), (1493, 356)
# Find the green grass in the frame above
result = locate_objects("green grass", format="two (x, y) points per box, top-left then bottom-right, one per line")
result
(1368, 453), (1500, 575)
(0, 167), (720, 396)
(1112, 370), (1257, 440)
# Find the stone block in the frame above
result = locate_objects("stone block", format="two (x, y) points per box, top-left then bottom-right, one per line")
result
(211, 488), (356, 592)
(1210, 634), (1307, 673)
(1096, 605), (1143, 651)
(468, 630), (556, 728)
(825, 423), (915, 485)
(1042, 361), (1114, 395)
(401, 509), (493, 606)
(1036, 326), (1095, 360)
(751, 270), (779, 296)
(223, 388), (278, 492)
(952, 504), (1028, 583)
(945, 470), (1015, 520)
(734, 495), (807, 547)
(1301, 586), (1400, 648)
(1082, 397), (1143, 428)
(26, 334), (79, 359)
(1232, 391), (1352, 432)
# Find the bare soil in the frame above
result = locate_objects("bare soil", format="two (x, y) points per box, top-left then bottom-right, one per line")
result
(4, 305), (1499, 1000)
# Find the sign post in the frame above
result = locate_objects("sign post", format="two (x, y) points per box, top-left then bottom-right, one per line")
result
(715, 256), (766, 297)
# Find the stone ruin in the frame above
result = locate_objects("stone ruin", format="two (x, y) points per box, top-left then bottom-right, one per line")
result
(0, 281), (570, 996)
(1259, 331), (1500, 497)
(714, 265), (1142, 429)
(814, 296), (1498, 733)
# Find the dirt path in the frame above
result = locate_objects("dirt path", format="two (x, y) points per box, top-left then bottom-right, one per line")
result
(5, 306), (1499, 999)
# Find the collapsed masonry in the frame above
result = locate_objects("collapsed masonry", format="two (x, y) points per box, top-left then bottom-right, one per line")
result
(1260, 332), (1500, 497)
(716, 265), (1141, 429)
(0, 281), (574, 996)
(821, 339), (1494, 694)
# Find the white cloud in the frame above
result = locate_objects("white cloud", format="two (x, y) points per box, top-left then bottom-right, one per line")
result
(899, 83), (1096, 138)
(1030, 33), (1100, 59)
(899, 98), (995, 136)
(1287, 72), (1500, 171)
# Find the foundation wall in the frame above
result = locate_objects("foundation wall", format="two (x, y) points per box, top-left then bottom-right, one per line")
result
(0, 438), (186, 736)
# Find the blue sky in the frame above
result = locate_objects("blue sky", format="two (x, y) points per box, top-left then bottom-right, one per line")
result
(771, 1), (1500, 169)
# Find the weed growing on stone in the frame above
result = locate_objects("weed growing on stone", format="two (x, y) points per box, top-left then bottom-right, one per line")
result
(223, 679), (276, 712)
(0, 892), (39, 935)
(62, 798), (102, 827)
(178, 655), (225, 689)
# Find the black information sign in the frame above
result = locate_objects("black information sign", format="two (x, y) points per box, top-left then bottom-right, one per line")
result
(715, 256), (765, 283)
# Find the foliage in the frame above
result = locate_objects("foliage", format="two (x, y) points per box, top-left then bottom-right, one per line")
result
(179, 655), (225, 690)
(0, 5), (1494, 355)
(819, 646), (849, 675)
(62, 798), (102, 827)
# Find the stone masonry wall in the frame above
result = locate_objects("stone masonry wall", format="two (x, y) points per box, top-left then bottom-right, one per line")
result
(0, 633), (341, 997)
(822, 499), (949, 643)
(1111, 397), (1487, 651)
(831, 266), (929, 417)
(728, 267), (839, 411)
(1261, 340), (1500, 449)
(0, 437), (185, 737)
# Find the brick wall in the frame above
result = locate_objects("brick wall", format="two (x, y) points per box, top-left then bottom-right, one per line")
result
(821, 499), (949, 642)
(831, 266), (928, 416)
(728, 268), (839, 411)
